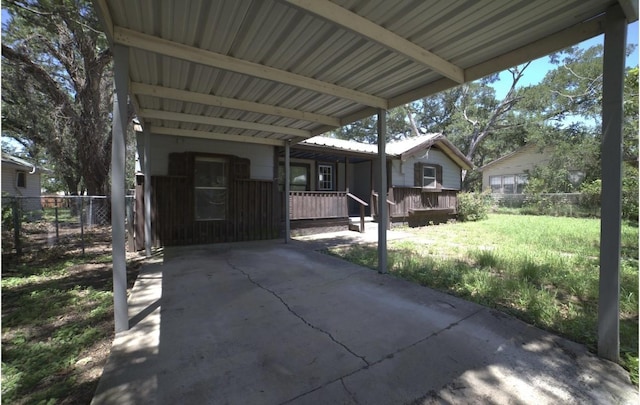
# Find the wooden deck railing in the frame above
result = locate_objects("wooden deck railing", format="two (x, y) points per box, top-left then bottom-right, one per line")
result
(289, 191), (348, 220)
(347, 192), (368, 232)
(372, 187), (458, 219)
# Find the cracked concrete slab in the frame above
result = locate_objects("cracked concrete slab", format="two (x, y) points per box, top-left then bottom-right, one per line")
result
(92, 240), (638, 405)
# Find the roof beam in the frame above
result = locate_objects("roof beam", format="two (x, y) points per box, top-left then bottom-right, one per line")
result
(138, 108), (312, 138)
(283, 0), (464, 83)
(618, 0), (639, 22)
(151, 126), (288, 146)
(131, 82), (340, 127)
(114, 26), (387, 109)
(318, 15), (608, 135)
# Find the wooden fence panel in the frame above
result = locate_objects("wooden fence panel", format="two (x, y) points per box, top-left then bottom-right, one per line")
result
(150, 176), (279, 246)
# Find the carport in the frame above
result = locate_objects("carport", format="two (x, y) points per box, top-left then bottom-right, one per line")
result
(93, 0), (636, 366)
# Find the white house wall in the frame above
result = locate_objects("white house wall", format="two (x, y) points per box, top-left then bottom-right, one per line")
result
(392, 149), (462, 190)
(1, 164), (42, 211)
(481, 145), (551, 192)
(148, 134), (274, 180)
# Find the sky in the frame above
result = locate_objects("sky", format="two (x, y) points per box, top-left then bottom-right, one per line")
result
(491, 21), (639, 99)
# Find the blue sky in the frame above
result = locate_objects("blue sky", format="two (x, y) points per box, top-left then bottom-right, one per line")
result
(491, 21), (639, 99)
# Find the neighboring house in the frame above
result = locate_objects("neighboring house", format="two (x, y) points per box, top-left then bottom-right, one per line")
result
(480, 143), (587, 198)
(139, 132), (472, 246)
(479, 144), (550, 196)
(1, 152), (45, 213)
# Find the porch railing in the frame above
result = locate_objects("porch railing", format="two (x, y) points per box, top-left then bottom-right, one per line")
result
(289, 191), (348, 220)
(372, 187), (458, 219)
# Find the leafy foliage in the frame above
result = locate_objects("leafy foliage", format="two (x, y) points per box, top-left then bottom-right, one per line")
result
(1, 0), (134, 195)
(456, 192), (490, 222)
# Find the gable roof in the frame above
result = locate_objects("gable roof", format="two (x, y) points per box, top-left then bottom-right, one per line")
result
(299, 134), (473, 170)
(478, 144), (543, 171)
(2, 152), (36, 172)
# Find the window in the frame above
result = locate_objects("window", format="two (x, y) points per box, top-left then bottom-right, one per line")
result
(318, 164), (334, 191)
(516, 174), (528, 194)
(422, 166), (436, 188)
(278, 163), (309, 191)
(16, 171), (26, 188)
(503, 175), (515, 194)
(194, 157), (227, 220)
(490, 176), (502, 193)
(489, 174), (527, 194)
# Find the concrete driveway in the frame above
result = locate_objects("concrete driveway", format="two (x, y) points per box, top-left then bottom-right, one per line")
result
(92, 240), (637, 404)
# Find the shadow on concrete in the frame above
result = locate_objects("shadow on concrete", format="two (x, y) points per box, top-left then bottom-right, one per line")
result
(92, 240), (638, 404)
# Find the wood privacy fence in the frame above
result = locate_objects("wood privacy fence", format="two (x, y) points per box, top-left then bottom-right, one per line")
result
(146, 176), (280, 247)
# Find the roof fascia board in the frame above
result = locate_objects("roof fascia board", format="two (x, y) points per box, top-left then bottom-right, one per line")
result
(478, 143), (538, 171)
(291, 143), (377, 159)
(138, 109), (312, 138)
(131, 82), (340, 127)
(464, 15), (605, 82)
(283, 0), (464, 83)
(151, 126), (287, 146)
(434, 140), (473, 170)
(114, 26), (388, 109)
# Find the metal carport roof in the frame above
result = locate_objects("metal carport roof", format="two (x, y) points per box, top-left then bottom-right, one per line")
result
(93, 0), (637, 363)
(94, 0), (637, 146)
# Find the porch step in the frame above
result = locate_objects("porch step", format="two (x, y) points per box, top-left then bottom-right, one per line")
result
(348, 216), (374, 233)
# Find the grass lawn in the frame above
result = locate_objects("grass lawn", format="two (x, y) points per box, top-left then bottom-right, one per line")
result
(1, 229), (143, 404)
(328, 214), (639, 384)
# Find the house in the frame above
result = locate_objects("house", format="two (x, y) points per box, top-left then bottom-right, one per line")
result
(286, 134), (472, 226)
(479, 144), (585, 202)
(479, 144), (546, 196)
(1, 152), (45, 213)
(139, 132), (472, 246)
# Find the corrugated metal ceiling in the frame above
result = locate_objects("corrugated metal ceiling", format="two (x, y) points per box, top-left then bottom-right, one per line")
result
(95, 0), (633, 146)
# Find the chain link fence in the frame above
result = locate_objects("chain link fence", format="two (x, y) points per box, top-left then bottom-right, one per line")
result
(491, 193), (600, 217)
(2, 195), (134, 256)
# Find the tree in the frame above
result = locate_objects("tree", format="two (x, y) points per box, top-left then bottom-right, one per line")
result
(2, 0), (125, 195)
(521, 45), (638, 197)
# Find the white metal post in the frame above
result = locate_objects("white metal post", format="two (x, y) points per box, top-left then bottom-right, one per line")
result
(284, 141), (291, 243)
(377, 109), (388, 273)
(143, 125), (152, 257)
(111, 44), (129, 333)
(598, 5), (627, 362)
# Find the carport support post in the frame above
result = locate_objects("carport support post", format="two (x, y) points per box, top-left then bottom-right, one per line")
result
(143, 125), (152, 257)
(284, 141), (291, 243)
(598, 6), (626, 362)
(111, 44), (129, 333)
(377, 109), (388, 274)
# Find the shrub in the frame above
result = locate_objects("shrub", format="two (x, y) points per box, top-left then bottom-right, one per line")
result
(457, 192), (490, 222)
(578, 165), (638, 222)
(579, 179), (601, 216)
(622, 165), (638, 223)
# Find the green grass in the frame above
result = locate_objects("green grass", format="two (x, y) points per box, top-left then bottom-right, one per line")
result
(329, 214), (639, 384)
(1, 246), (139, 404)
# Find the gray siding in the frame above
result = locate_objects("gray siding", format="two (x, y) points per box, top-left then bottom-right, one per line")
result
(146, 134), (274, 180)
(1, 164), (42, 211)
(391, 149), (462, 190)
